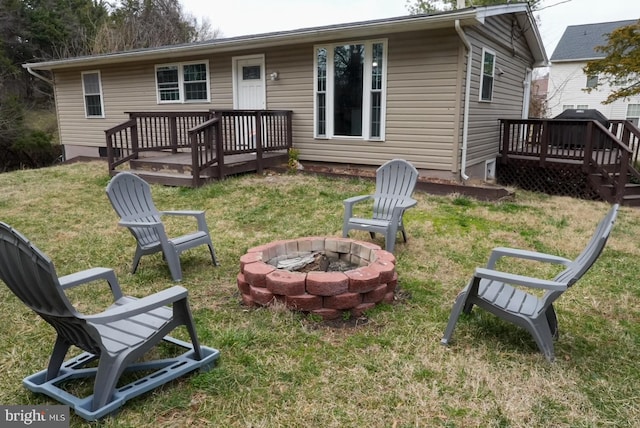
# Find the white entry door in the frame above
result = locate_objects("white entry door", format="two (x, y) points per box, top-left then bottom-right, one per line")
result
(233, 56), (266, 150)
(234, 55), (266, 110)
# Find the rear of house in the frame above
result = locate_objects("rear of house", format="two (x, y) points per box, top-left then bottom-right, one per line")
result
(24, 4), (545, 182)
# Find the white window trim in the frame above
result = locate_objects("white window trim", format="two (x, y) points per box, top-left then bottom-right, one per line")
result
(81, 70), (105, 118)
(155, 60), (211, 104)
(313, 39), (388, 141)
(479, 48), (496, 103)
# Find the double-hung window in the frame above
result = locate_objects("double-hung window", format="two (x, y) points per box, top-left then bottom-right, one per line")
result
(314, 39), (387, 140)
(480, 48), (496, 102)
(82, 71), (104, 118)
(155, 61), (210, 103)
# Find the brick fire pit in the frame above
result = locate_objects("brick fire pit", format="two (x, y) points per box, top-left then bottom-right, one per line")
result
(238, 237), (398, 320)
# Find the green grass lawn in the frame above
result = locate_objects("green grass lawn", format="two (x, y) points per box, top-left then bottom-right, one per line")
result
(1, 161), (639, 427)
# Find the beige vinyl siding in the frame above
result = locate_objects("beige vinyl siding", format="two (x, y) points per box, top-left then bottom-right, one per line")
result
(464, 15), (535, 167)
(293, 29), (462, 171)
(54, 54), (232, 149)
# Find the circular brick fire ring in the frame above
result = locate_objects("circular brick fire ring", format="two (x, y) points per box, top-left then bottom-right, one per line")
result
(238, 237), (398, 320)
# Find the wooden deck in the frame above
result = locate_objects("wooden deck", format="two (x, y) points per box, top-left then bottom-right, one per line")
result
(499, 118), (640, 205)
(105, 110), (293, 187)
(127, 150), (289, 186)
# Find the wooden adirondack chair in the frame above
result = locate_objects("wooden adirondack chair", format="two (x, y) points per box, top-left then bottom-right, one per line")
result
(106, 172), (218, 281)
(441, 204), (619, 361)
(0, 222), (219, 421)
(342, 159), (419, 253)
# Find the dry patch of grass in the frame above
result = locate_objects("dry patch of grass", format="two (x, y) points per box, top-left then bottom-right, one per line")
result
(1, 161), (640, 427)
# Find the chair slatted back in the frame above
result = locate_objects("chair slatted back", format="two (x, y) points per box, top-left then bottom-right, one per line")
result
(555, 204), (619, 287)
(0, 223), (101, 354)
(106, 172), (163, 247)
(373, 159), (419, 221)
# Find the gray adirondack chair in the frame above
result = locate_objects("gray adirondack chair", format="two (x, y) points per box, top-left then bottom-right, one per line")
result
(106, 172), (218, 281)
(342, 159), (419, 253)
(0, 222), (219, 421)
(441, 204), (619, 361)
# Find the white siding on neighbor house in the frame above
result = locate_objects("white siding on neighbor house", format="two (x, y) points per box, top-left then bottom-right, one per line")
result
(463, 15), (535, 170)
(548, 61), (640, 119)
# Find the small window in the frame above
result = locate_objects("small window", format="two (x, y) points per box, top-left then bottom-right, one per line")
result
(586, 75), (598, 88)
(480, 48), (496, 102)
(156, 61), (210, 103)
(242, 65), (261, 80)
(576, 104), (589, 110)
(82, 71), (104, 118)
(562, 105), (575, 111)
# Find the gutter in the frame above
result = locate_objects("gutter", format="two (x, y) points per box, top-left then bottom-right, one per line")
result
(25, 66), (53, 85)
(455, 19), (471, 181)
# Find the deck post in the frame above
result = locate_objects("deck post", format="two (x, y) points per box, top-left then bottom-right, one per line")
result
(215, 112), (224, 180)
(583, 122), (594, 173)
(255, 111), (263, 174)
(539, 120), (549, 167)
(169, 116), (178, 154)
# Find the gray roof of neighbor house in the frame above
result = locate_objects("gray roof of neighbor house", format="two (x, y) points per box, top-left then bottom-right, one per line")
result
(23, 3), (547, 71)
(550, 19), (638, 62)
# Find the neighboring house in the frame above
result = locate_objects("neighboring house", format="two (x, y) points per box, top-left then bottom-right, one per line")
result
(23, 3), (546, 182)
(548, 20), (640, 122)
(529, 73), (548, 118)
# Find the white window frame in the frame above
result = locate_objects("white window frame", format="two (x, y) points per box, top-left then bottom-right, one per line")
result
(155, 60), (210, 104)
(586, 75), (598, 88)
(479, 48), (496, 102)
(81, 70), (105, 118)
(627, 104), (640, 126)
(313, 39), (388, 141)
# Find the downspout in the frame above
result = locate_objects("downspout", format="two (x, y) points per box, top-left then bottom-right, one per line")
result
(25, 66), (53, 85)
(455, 19), (471, 181)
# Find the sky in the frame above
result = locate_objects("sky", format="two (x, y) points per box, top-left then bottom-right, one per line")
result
(181, 0), (640, 59)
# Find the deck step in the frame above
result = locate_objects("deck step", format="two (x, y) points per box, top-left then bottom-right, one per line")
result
(125, 170), (210, 187)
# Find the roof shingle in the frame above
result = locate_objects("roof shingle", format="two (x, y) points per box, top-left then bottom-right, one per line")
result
(550, 19), (638, 62)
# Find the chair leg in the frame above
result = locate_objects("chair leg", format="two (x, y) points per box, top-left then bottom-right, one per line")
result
(207, 243), (219, 266)
(46, 336), (71, 381)
(441, 286), (472, 346)
(176, 299), (203, 360)
(164, 249), (183, 282)
(131, 247), (144, 274)
(525, 317), (556, 362)
(92, 355), (126, 411)
(545, 305), (559, 339)
(369, 232), (376, 239)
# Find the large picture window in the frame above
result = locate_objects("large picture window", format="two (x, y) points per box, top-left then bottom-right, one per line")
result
(155, 61), (210, 103)
(480, 48), (496, 102)
(82, 71), (104, 118)
(314, 39), (387, 140)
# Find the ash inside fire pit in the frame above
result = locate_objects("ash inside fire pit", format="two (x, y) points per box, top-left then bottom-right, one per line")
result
(267, 252), (358, 273)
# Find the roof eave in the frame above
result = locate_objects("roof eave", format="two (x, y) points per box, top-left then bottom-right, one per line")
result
(23, 10), (481, 71)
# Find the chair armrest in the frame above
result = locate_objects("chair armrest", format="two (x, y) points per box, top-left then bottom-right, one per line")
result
(161, 210), (208, 232)
(475, 267), (568, 291)
(58, 267), (124, 300)
(486, 247), (572, 269)
(161, 210), (205, 217)
(118, 220), (163, 228)
(344, 195), (372, 206)
(83, 286), (189, 323)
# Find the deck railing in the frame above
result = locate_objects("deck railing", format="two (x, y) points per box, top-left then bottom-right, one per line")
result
(500, 119), (634, 202)
(105, 110), (293, 185)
